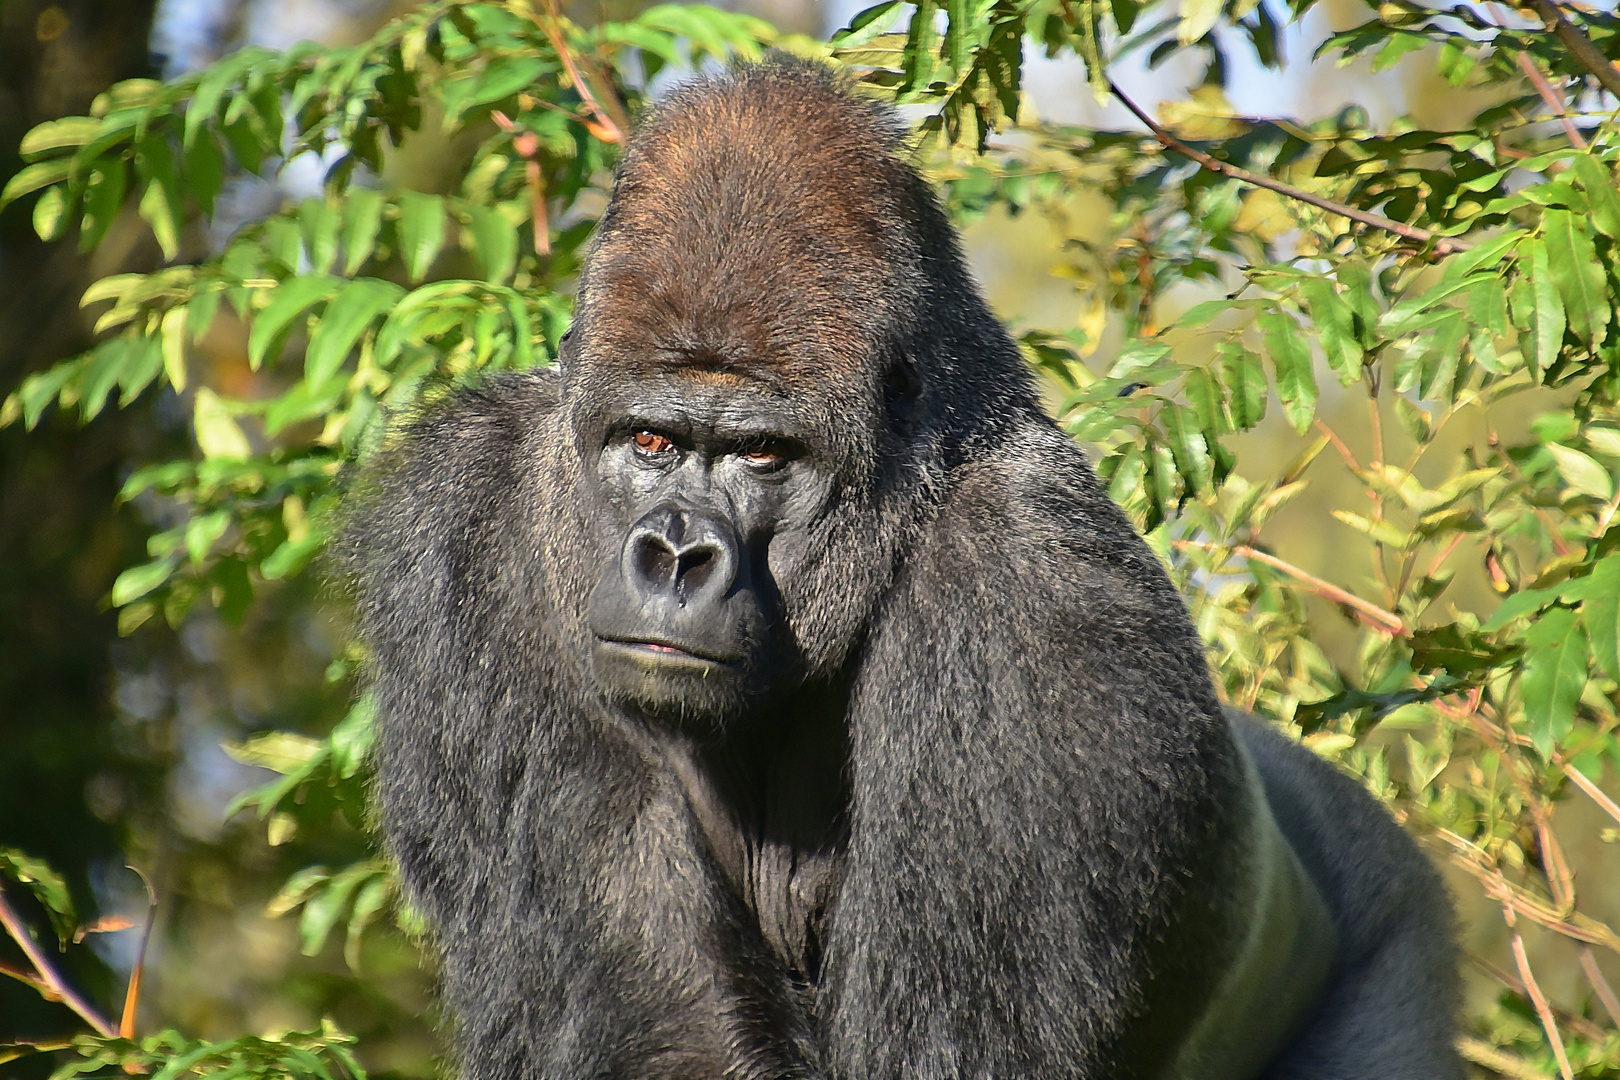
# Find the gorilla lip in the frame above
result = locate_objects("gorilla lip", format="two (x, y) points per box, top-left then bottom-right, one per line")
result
(595, 636), (735, 666)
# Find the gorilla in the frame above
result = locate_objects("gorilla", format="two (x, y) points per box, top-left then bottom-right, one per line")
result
(353, 57), (1460, 1080)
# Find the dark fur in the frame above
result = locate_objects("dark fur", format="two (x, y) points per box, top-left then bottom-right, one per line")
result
(351, 58), (1460, 1080)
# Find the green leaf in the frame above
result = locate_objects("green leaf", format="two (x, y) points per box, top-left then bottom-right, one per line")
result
(31, 186), (67, 242)
(397, 191), (446, 284)
(79, 159), (128, 251)
(1583, 555), (1620, 681)
(18, 116), (104, 158)
(185, 510), (231, 566)
(160, 306), (189, 393)
(247, 275), (340, 370)
(193, 387), (252, 459)
(1541, 208), (1609, 347)
(1218, 341), (1266, 429)
(1332, 509), (1411, 549)
(330, 694), (377, 780)
(298, 863), (378, 956)
(111, 557), (178, 607)
(1299, 277), (1361, 384)
(341, 188), (385, 276)
(1569, 155), (1620, 240)
(0, 159), (71, 208)
(299, 199), (340, 275)
(465, 204), (518, 284)
(182, 129), (225, 217)
(0, 849), (77, 949)
(135, 135), (184, 262)
(304, 278), (404, 387)
(1525, 237), (1566, 379)
(1521, 606), (1588, 759)
(1546, 442), (1614, 501)
(1258, 309), (1315, 434)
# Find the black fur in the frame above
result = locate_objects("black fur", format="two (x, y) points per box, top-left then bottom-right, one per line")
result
(350, 57), (1460, 1080)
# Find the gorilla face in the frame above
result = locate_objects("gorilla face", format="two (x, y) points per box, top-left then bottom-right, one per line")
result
(580, 371), (841, 722)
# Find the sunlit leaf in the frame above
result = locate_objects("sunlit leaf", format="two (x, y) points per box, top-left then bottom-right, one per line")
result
(1521, 606), (1588, 759)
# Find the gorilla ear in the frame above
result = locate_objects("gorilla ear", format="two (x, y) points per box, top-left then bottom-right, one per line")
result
(884, 354), (922, 427)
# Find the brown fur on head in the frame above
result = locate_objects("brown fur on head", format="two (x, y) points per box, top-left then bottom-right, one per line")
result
(572, 57), (933, 395)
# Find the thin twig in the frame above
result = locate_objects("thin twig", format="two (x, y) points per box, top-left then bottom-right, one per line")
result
(1176, 539), (1409, 635)
(1472, 954), (1609, 1041)
(0, 885), (116, 1037)
(1458, 1036), (1556, 1080)
(0, 957), (49, 994)
(1313, 417), (1360, 470)
(1527, 0), (1620, 101)
(1517, 51), (1588, 147)
(1529, 797), (1576, 913)
(534, 0), (625, 143)
(1508, 916), (1575, 1080)
(1106, 80), (1471, 256)
(120, 866), (157, 1040)
(1433, 827), (1620, 953)
(1556, 754), (1620, 827)
(492, 110), (551, 257)
(1581, 947), (1620, 1027)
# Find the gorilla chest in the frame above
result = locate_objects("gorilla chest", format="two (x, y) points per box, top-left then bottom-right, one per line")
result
(663, 715), (851, 982)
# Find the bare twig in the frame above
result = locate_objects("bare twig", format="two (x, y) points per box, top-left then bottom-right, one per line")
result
(1313, 418), (1360, 470)
(1176, 539), (1409, 636)
(1529, 797), (1576, 913)
(1556, 755), (1620, 827)
(533, 0), (625, 143)
(0, 885), (115, 1037)
(1472, 955), (1608, 1040)
(1580, 947), (1620, 1027)
(0, 957), (49, 994)
(1508, 914), (1575, 1080)
(1433, 827), (1620, 954)
(1106, 80), (1471, 256)
(1526, 0), (1620, 101)
(492, 110), (551, 257)
(120, 866), (157, 1040)
(1458, 1036), (1556, 1080)
(1516, 51), (1588, 147)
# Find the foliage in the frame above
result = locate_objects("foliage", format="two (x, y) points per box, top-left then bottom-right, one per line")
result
(8, 0), (1620, 1076)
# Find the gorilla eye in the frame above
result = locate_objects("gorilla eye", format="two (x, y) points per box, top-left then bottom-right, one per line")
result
(632, 430), (675, 456)
(739, 442), (786, 468)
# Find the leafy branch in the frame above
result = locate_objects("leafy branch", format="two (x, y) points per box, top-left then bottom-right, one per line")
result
(1106, 79), (1472, 256)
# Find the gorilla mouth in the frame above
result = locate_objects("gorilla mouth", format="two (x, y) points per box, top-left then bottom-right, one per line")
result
(595, 636), (738, 667)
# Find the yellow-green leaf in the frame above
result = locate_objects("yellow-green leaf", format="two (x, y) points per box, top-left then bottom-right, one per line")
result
(1546, 442), (1614, 501)
(193, 387), (252, 459)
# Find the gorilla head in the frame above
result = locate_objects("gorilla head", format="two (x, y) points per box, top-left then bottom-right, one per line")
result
(567, 63), (1011, 724)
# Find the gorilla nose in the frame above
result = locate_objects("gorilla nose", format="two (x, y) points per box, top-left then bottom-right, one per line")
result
(625, 506), (738, 607)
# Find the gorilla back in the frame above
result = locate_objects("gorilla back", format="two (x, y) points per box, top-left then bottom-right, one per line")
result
(354, 58), (1461, 1080)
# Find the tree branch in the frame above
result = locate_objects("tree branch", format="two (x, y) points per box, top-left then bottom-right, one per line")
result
(1176, 539), (1410, 636)
(1508, 919), (1575, 1080)
(1526, 0), (1620, 101)
(119, 866), (157, 1040)
(0, 885), (115, 1037)
(1106, 80), (1471, 256)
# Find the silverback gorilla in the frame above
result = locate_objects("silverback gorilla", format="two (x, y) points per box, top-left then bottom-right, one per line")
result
(353, 57), (1461, 1080)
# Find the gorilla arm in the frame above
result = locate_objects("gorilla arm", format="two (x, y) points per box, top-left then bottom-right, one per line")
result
(820, 422), (1334, 1080)
(354, 372), (817, 1080)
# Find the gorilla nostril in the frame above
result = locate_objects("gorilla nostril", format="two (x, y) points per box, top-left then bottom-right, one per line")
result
(634, 537), (678, 587)
(677, 549), (716, 596)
